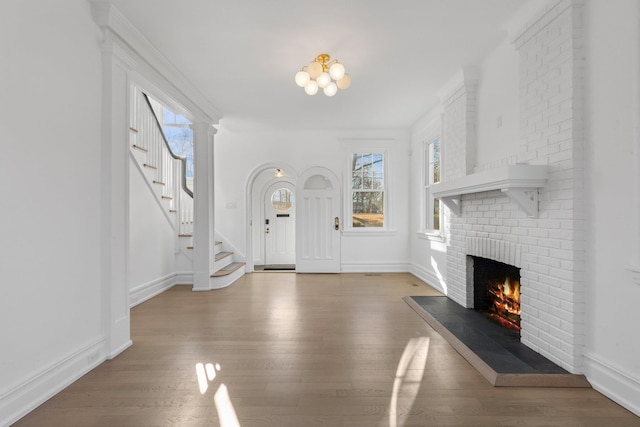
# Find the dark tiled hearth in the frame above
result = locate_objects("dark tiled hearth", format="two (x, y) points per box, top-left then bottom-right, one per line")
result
(404, 296), (591, 387)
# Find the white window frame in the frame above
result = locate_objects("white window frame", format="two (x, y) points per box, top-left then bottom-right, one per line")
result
(343, 141), (394, 235)
(422, 137), (443, 239)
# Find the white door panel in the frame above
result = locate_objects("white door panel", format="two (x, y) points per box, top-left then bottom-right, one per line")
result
(296, 169), (341, 273)
(265, 182), (295, 265)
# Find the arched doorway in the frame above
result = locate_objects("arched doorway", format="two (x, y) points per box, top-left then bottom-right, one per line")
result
(245, 163), (298, 272)
(263, 181), (296, 269)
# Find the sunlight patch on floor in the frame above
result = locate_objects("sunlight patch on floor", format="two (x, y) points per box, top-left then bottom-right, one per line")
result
(214, 384), (241, 427)
(196, 362), (240, 426)
(389, 337), (430, 427)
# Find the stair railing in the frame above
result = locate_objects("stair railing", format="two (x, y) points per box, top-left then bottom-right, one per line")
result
(132, 90), (194, 236)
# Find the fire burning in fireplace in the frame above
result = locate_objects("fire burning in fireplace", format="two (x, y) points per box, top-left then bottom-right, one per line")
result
(486, 277), (521, 331)
(472, 257), (522, 332)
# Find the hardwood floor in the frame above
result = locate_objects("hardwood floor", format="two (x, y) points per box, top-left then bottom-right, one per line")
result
(14, 273), (640, 426)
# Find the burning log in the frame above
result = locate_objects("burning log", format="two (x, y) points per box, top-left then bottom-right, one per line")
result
(486, 278), (521, 330)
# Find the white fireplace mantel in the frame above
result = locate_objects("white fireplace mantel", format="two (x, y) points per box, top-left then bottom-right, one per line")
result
(431, 165), (548, 218)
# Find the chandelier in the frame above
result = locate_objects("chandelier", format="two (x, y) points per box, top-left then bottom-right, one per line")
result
(294, 53), (351, 96)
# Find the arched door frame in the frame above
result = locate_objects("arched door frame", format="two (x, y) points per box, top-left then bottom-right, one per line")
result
(244, 162), (299, 272)
(262, 180), (296, 266)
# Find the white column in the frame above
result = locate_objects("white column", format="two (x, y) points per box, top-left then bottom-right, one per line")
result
(192, 122), (216, 291)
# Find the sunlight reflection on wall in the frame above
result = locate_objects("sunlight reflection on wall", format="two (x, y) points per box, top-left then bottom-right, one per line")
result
(431, 256), (448, 294)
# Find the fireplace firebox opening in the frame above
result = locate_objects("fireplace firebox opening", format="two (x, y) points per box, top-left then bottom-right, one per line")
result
(472, 256), (521, 333)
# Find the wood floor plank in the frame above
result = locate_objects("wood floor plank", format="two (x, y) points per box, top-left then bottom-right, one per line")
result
(12, 273), (640, 426)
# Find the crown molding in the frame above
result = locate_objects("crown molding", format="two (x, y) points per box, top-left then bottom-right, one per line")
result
(90, 2), (222, 124)
(436, 67), (480, 105)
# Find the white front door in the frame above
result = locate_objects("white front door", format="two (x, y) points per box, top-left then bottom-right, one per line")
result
(296, 168), (341, 273)
(264, 182), (296, 266)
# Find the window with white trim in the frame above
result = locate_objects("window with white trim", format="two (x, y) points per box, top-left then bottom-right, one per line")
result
(424, 138), (442, 233)
(350, 152), (385, 228)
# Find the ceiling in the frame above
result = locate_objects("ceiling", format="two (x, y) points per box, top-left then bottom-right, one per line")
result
(109, 0), (529, 131)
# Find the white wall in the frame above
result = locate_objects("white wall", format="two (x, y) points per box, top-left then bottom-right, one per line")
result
(214, 128), (411, 271)
(408, 110), (448, 292)
(129, 158), (177, 304)
(0, 0), (104, 423)
(584, 0), (640, 415)
(476, 38), (520, 171)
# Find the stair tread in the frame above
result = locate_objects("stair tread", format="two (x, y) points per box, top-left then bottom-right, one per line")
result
(211, 262), (245, 277)
(215, 251), (233, 261)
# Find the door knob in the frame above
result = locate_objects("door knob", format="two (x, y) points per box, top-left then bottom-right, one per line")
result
(266, 227), (270, 234)
(334, 217), (339, 230)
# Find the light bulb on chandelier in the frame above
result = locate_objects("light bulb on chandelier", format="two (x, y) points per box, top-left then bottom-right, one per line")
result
(295, 53), (351, 96)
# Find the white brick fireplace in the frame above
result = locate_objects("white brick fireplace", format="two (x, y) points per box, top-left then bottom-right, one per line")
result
(433, 0), (586, 373)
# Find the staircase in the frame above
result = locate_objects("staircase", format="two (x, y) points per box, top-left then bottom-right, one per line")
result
(177, 234), (246, 288)
(211, 241), (246, 287)
(130, 90), (245, 290)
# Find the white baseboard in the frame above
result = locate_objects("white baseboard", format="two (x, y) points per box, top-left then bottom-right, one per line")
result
(583, 352), (640, 417)
(175, 270), (193, 285)
(340, 261), (409, 273)
(0, 338), (105, 427)
(409, 262), (447, 294)
(129, 273), (176, 307)
(109, 339), (133, 360)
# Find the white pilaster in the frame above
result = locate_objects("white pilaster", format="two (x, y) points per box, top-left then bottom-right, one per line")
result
(98, 30), (136, 359)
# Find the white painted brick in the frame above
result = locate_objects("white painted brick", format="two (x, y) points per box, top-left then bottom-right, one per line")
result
(549, 248), (573, 261)
(538, 238), (562, 249)
(511, 227), (528, 236)
(538, 255), (562, 268)
(524, 334), (550, 354)
(548, 266), (575, 281)
(445, 0), (585, 369)
(519, 236), (539, 246)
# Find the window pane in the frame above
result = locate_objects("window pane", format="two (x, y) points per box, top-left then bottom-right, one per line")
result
(352, 153), (365, 174)
(424, 139), (441, 232)
(363, 153), (372, 189)
(271, 188), (294, 212)
(373, 172), (383, 189)
(433, 139), (440, 183)
(351, 152), (385, 229)
(352, 171), (362, 189)
(352, 191), (384, 227)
